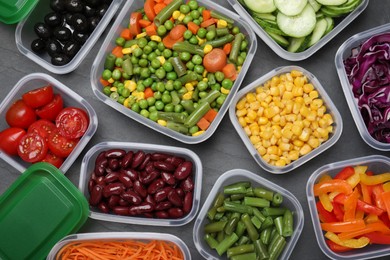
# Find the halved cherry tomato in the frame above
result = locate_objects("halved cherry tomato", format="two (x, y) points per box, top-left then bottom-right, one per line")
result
(42, 151), (64, 168)
(22, 85), (54, 108)
(0, 127), (26, 156)
(48, 129), (78, 158)
(55, 107), (89, 139)
(36, 94), (63, 121)
(6, 99), (37, 129)
(28, 119), (56, 141)
(17, 132), (48, 163)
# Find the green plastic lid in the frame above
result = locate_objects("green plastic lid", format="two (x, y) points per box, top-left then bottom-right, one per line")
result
(0, 162), (89, 260)
(0, 0), (38, 24)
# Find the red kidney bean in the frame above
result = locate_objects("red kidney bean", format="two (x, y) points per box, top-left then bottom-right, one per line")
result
(168, 208), (184, 218)
(155, 211), (169, 218)
(121, 151), (134, 169)
(89, 184), (104, 206)
(139, 170), (148, 180)
(181, 177), (194, 192)
(168, 189), (183, 207)
(155, 201), (172, 211)
(144, 213), (154, 218)
(131, 150), (145, 169)
(151, 152), (170, 161)
(96, 151), (107, 165)
(175, 187), (185, 199)
(145, 194), (156, 207)
(108, 158), (120, 171)
(129, 202), (154, 215)
(95, 176), (106, 186)
(94, 165), (106, 176)
(120, 168), (139, 181)
(141, 170), (160, 185)
(138, 153), (151, 170)
(183, 192), (193, 214)
(154, 188), (169, 203)
(161, 171), (176, 185)
(104, 171), (120, 183)
(113, 206), (130, 216)
(105, 149), (126, 158)
(147, 178), (165, 194)
(153, 161), (175, 172)
(145, 162), (156, 174)
(118, 173), (133, 188)
(133, 180), (148, 198)
(98, 201), (110, 213)
(108, 195), (120, 209)
(121, 190), (142, 205)
(174, 161), (193, 180)
(88, 179), (95, 193)
(166, 156), (185, 167)
(103, 183), (125, 198)
(118, 198), (129, 206)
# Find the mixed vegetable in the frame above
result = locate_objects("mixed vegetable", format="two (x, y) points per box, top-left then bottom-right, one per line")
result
(0, 85), (89, 168)
(344, 32), (390, 144)
(314, 166), (390, 252)
(235, 69), (334, 167)
(239, 0), (362, 52)
(203, 181), (294, 260)
(100, 0), (249, 136)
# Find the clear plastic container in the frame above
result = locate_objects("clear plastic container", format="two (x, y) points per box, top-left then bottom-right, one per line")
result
(229, 65), (343, 174)
(90, 0), (257, 144)
(306, 155), (390, 260)
(193, 169), (304, 260)
(227, 0), (369, 61)
(15, 0), (123, 74)
(0, 73), (98, 174)
(335, 23), (390, 151)
(0, 0), (38, 24)
(78, 141), (202, 226)
(47, 232), (191, 260)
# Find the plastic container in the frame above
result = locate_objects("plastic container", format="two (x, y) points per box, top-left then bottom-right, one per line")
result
(335, 23), (390, 151)
(229, 66), (343, 174)
(306, 155), (390, 260)
(193, 169), (304, 259)
(79, 141), (202, 226)
(0, 73), (98, 174)
(227, 0), (369, 61)
(15, 0), (123, 74)
(47, 232), (191, 260)
(0, 0), (38, 24)
(0, 162), (89, 260)
(90, 0), (257, 144)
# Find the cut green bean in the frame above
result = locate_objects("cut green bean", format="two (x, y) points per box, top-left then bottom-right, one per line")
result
(203, 34), (234, 48)
(183, 101), (211, 127)
(205, 234), (219, 249)
(154, 0), (182, 26)
(157, 111), (187, 123)
(283, 209), (293, 237)
(173, 41), (204, 57)
(171, 56), (187, 77)
(272, 193), (283, 207)
(251, 215), (262, 230)
(216, 233), (239, 256)
(171, 90), (180, 105)
(229, 33), (244, 63)
(207, 207), (217, 221)
(104, 53), (116, 70)
(122, 58), (133, 76)
(269, 235), (286, 260)
(252, 207), (266, 222)
(225, 216), (239, 235)
(166, 121), (188, 134)
(260, 227), (272, 245)
(177, 71), (198, 84)
(244, 197), (270, 208)
(214, 212), (225, 220)
(260, 216), (274, 231)
(224, 201), (253, 215)
(181, 100), (195, 113)
(200, 89), (221, 104)
(124, 39), (138, 48)
(235, 220), (246, 237)
(231, 194), (245, 201)
(253, 187), (274, 201)
(241, 213), (259, 242)
(204, 220), (227, 234)
(216, 27), (230, 37)
(230, 252), (257, 260)
(210, 10), (235, 24)
(224, 181), (251, 194)
(254, 239), (270, 260)
(274, 216), (284, 236)
(227, 244), (255, 258)
(262, 207), (286, 217)
(237, 235), (249, 246)
(217, 230), (225, 243)
(246, 187), (254, 196)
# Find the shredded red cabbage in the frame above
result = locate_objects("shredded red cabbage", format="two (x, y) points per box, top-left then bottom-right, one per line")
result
(344, 33), (390, 143)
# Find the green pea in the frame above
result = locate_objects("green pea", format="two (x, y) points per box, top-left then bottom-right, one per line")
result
(115, 37), (125, 46)
(122, 72), (130, 80)
(174, 104), (184, 113)
(194, 64), (204, 74)
(165, 81), (174, 91)
(133, 66), (141, 75)
(148, 52), (157, 62)
(117, 82), (124, 90)
(215, 71), (225, 82)
(157, 42), (165, 51)
(113, 81), (119, 87)
(142, 53), (147, 59)
(166, 71), (178, 80)
(162, 93), (172, 104)
(149, 111), (158, 121)
(188, 0), (198, 10)
(164, 103), (174, 112)
(154, 91), (162, 100)
(139, 99), (149, 109)
(240, 52), (247, 59)
(178, 87), (187, 95)
(112, 69), (122, 80)
(118, 96), (125, 104)
(222, 78), (233, 89)
(193, 19), (200, 25)
(143, 77), (153, 87)
(183, 30), (193, 40)
(189, 35), (199, 45)
(180, 4), (191, 14)
(140, 68), (150, 78)
(211, 83), (221, 91)
(155, 100), (164, 110)
(156, 82), (165, 92)
(157, 25), (167, 36)
(150, 67), (156, 74)
(140, 109), (149, 118)
(103, 86), (111, 96)
(197, 27), (207, 38)
(131, 102), (140, 113)
(241, 40), (248, 51)
(199, 91), (207, 99)
(110, 92), (119, 101)
(211, 101), (217, 108)
(162, 61), (173, 72)
(197, 81), (208, 91)
(190, 10), (200, 19)
(232, 26), (240, 35)
(216, 94), (226, 105)
(143, 45), (153, 55)
(186, 61), (195, 70)
(179, 51), (191, 62)
(173, 80), (182, 90)
(191, 55), (202, 65)
(137, 83), (145, 92)
(138, 58), (148, 67)
(206, 30), (216, 41)
(183, 15), (193, 24)
(173, 51), (179, 57)
(148, 40), (158, 49)
(147, 96), (156, 106)
(237, 56), (244, 66)
(156, 68), (166, 79)
(122, 88), (130, 98)
(138, 37), (148, 48)
(189, 125), (199, 134)
(151, 59), (161, 69)
(163, 48), (172, 58)
(102, 69), (112, 80)
(149, 106), (157, 113)
(115, 57), (123, 67)
(164, 20), (174, 30)
(131, 56), (139, 65)
(133, 47), (143, 57)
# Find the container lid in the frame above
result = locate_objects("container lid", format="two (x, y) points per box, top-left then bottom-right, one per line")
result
(0, 162), (89, 260)
(0, 0), (38, 24)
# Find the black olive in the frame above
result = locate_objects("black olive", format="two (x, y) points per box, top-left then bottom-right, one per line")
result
(85, 0), (101, 7)
(50, 0), (65, 13)
(46, 39), (63, 57)
(73, 31), (90, 45)
(65, 0), (84, 13)
(34, 22), (52, 39)
(31, 39), (46, 54)
(63, 40), (80, 58)
(96, 4), (109, 18)
(84, 5), (96, 17)
(53, 26), (72, 42)
(70, 13), (88, 32)
(51, 53), (71, 66)
(64, 13), (73, 25)
(44, 12), (63, 27)
(88, 16), (100, 31)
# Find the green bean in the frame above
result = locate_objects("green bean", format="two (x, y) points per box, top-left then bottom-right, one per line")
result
(269, 235), (286, 260)
(205, 220), (227, 234)
(172, 41), (204, 57)
(260, 227), (272, 245)
(192, 87), (199, 101)
(224, 181), (251, 195)
(235, 220), (246, 238)
(170, 90), (180, 105)
(157, 111), (187, 123)
(216, 206), (225, 213)
(229, 33), (244, 63)
(205, 234), (219, 249)
(214, 212), (225, 221)
(246, 187), (254, 196)
(207, 73), (216, 86)
(254, 239), (269, 260)
(183, 101), (210, 128)
(211, 10), (235, 24)
(166, 121), (188, 134)
(225, 216), (239, 235)
(230, 194), (245, 201)
(154, 0), (182, 26)
(262, 207), (286, 217)
(177, 71), (198, 84)
(224, 201), (253, 215)
(268, 231), (281, 253)
(252, 207), (266, 222)
(206, 24), (216, 32)
(283, 209), (293, 237)
(253, 187), (274, 201)
(207, 207), (217, 221)
(244, 196), (270, 208)
(200, 89), (221, 104)
(203, 34), (234, 48)
(216, 27), (230, 37)
(272, 193), (283, 207)
(122, 58), (133, 76)
(274, 216), (284, 236)
(216, 233), (239, 256)
(237, 235), (249, 246)
(217, 230), (225, 243)
(241, 213), (259, 242)
(171, 56), (187, 77)
(227, 244), (255, 258)
(181, 100), (195, 113)
(213, 193), (225, 208)
(260, 216), (274, 231)
(104, 53), (116, 70)
(251, 215), (262, 230)
(124, 39), (138, 48)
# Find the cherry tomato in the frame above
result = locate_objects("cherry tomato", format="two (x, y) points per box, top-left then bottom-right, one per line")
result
(22, 85), (54, 108)
(42, 151), (64, 168)
(36, 94), (63, 121)
(17, 132), (48, 163)
(6, 99), (37, 129)
(0, 127), (27, 156)
(56, 107), (89, 139)
(48, 129), (78, 158)
(28, 119), (56, 141)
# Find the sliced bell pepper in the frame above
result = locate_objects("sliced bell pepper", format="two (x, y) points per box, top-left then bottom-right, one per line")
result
(383, 182), (390, 192)
(328, 167), (362, 200)
(372, 184), (386, 210)
(338, 221), (390, 240)
(333, 193), (384, 216)
(332, 201), (344, 222)
(379, 213), (390, 229)
(381, 190), (390, 220)
(319, 193), (333, 212)
(314, 179), (352, 196)
(343, 188), (359, 222)
(355, 210), (365, 220)
(363, 231), (390, 244)
(360, 172), (390, 185)
(325, 231), (369, 248)
(334, 166), (355, 180)
(325, 239), (354, 253)
(364, 214), (379, 224)
(321, 219), (365, 233)
(360, 182), (373, 205)
(316, 201), (338, 223)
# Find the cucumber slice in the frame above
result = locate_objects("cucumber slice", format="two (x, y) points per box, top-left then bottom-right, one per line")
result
(316, 0), (348, 5)
(308, 18), (328, 47)
(252, 12), (277, 22)
(324, 0), (361, 13)
(287, 36), (309, 52)
(254, 17), (287, 36)
(308, 0), (322, 12)
(268, 32), (289, 47)
(243, 0), (276, 13)
(274, 0), (308, 16)
(324, 16), (334, 34)
(277, 4), (316, 38)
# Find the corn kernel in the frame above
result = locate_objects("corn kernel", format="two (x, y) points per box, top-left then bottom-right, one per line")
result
(123, 98), (130, 108)
(309, 90), (319, 99)
(308, 137), (320, 148)
(247, 109), (257, 121)
(156, 56), (166, 65)
(294, 76), (305, 88)
(197, 36), (206, 45)
(288, 150), (300, 161)
(217, 19), (228, 28)
(236, 108), (247, 117)
(246, 93), (256, 103)
(303, 83), (314, 93)
(136, 32), (147, 39)
(125, 80), (137, 92)
(293, 139), (304, 147)
(250, 135), (261, 144)
(157, 119), (167, 126)
(257, 146), (267, 156)
(122, 48), (132, 54)
(178, 13), (185, 21)
(110, 86), (117, 92)
(221, 87), (230, 95)
(291, 70), (303, 77)
(185, 83), (194, 91)
(270, 86), (280, 96)
(258, 117), (268, 125)
(236, 98), (247, 110)
(108, 78), (115, 84)
(238, 117), (247, 127)
(269, 154), (279, 161)
(300, 144), (312, 155)
(291, 124), (302, 136)
(182, 91), (193, 100)
(172, 10), (181, 19)
(323, 113), (334, 125)
(237, 66), (242, 72)
(150, 35), (162, 42)
(279, 142), (291, 151)
(244, 126), (251, 136)
(192, 130), (205, 136)
(275, 159), (287, 167)
(203, 44), (213, 54)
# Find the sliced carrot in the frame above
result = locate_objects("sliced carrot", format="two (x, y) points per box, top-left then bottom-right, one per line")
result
(163, 0), (173, 4)
(203, 108), (218, 122)
(169, 24), (187, 40)
(139, 19), (152, 28)
(202, 9), (211, 21)
(154, 0), (164, 3)
(200, 18), (217, 28)
(154, 3), (167, 15)
(144, 0), (156, 21)
(197, 117), (211, 130)
(222, 63), (238, 81)
(145, 23), (158, 36)
(144, 87), (154, 99)
(223, 43), (232, 55)
(120, 28), (133, 40)
(111, 46), (123, 58)
(162, 35), (183, 48)
(129, 12), (142, 36)
(99, 77), (110, 87)
(187, 21), (199, 35)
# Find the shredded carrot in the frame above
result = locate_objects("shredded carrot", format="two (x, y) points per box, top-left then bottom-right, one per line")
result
(187, 22), (199, 35)
(203, 108), (218, 122)
(145, 23), (158, 36)
(112, 46), (123, 58)
(144, 87), (154, 99)
(154, 3), (167, 15)
(139, 19), (152, 28)
(222, 63), (238, 81)
(197, 117), (211, 130)
(120, 28), (133, 40)
(223, 43), (232, 55)
(202, 9), (211, 21)
(100, 77), (110, 87)
(56, 240), (184, 260)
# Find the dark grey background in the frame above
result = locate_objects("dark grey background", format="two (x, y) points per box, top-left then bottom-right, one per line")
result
(0, 1), (389, 259)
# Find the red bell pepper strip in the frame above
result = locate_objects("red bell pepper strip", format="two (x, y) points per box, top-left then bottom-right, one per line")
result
(334, 166), (355, 180)
(379, 213), (390, 229)
(314, 179), (353, 196)
(316, 201), (338, 223)
(325, 239), (354, 253)
(381, 190), (390, 221)
(363, 231), (390, 244)
(321, 219), (365, 233)
(338, 221), (390, 240)
(333, 193), (384, 216)
(332, 201), (344, 222)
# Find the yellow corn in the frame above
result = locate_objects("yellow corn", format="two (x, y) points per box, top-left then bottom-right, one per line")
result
(157, 120), (167, 126)
(221, 87), (230, 95)
(108, 78), (115, 84)
(178, 13), (186, 21)
(136, 32), (147, 39)
(150, 35), (162, 42)
(125, 80), (137, 92)
(197, 36), (206, 45)
(110, 86), (117, 92)
(172, 10), (181, 19)
(122, 48), (132, 54)
(217, 19), (228, 28)
(123, 98), (130, 108)
(182, 91), (193, 100)
(203, 44), (213, 54)
(185, 83), (194, 91)
(156, 56), (166, 65)
(192, 130), (205, 136)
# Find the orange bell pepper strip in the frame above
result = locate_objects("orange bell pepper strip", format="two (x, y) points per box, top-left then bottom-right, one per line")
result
(343, 188), (359, 221)
(338, 221), (390, 240)
(360, 172), (390, 185)
(314, 179), (353, 196)
(372, 184), (386, 210)
(381, 191), (390, 220)
(321, 219), (365, 233)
